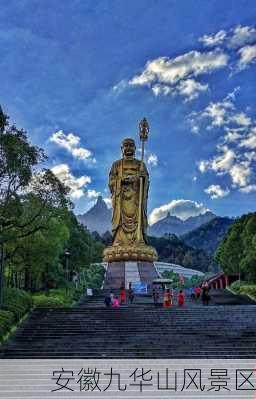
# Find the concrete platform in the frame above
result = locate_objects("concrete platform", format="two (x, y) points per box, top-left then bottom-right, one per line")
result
(103, 261), (159, 289)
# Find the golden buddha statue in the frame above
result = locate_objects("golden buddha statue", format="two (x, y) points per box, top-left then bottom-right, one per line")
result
(103, 120), (157, 263)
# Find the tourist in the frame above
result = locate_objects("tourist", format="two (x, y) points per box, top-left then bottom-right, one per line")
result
(110, 290), (115, 305)
(152, 288), (160, 307)
(104, 294), (111, 307)
(112, 296), (120, 308)
(128, 282), (134, 304)
(177, 290), (185, 307)
(163, 288), (172, 308)
(120, 283), (126, 304)
(190, 287), (195, 300)
(202, 286), (211, 306)
(195, 286), (201, 299)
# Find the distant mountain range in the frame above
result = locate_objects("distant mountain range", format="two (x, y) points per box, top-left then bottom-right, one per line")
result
(148, 211), (216, 237)
(182, 216), (234, 254)
(77, 196), (111, 235)
(77, 198), (233, 253)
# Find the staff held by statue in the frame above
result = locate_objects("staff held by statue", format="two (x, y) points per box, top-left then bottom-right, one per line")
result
(137, 117), (149, 242)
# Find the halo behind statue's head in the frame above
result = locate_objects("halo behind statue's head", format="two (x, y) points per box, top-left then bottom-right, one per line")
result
(121, 138), (136, 148)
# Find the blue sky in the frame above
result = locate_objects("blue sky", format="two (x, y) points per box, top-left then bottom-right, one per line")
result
(1, 0), (256, 223)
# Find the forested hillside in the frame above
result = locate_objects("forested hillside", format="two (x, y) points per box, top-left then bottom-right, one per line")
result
(148, 235), (213, 272)
(182, 217), (234, 254)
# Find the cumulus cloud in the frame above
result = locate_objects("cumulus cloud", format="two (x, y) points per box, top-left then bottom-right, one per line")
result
(199, 146), (235, 175)
(199, 30), (227, 47)
(51, 164), (91, 199)
(147, 153), (158, 166)
(238, 44), (256, 68)
(204, 184), (230, 199)
(240, 184), (256, 193)
(129, 49), (228, 101)
(229, 25), (256, 48)
(103, 197), (112, 208)
(149, 199), (210, 225)
(239, 127), (256, 149)
(50, 130), (96, 163)
(199, 24), (256, 49)
(87, 189), (100, 199)
(195, 87), (256, 193)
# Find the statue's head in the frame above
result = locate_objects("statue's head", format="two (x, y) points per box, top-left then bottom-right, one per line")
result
(121, 138), (136, 159)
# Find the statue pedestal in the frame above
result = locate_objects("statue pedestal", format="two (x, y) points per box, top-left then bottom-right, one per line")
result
(103, 261), (159, 290)
(103, 243), (157, 263)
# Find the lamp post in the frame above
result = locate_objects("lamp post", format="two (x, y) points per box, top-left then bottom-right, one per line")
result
(64, 249), (70, 293)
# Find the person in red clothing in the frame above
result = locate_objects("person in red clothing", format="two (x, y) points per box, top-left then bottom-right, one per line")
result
(120, 282), (126, 304)
(163, 288), (172, 308)
(195, 286), (201, 299)
(177, 289), (185, 307)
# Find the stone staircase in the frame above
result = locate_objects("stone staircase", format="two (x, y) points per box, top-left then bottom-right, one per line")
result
(0, 290), (256, 359)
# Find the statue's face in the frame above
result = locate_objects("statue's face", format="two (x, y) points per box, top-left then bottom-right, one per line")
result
(122, 141), (135, 158)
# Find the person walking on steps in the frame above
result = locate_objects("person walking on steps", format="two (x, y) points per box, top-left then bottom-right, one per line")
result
(152, 288), (160, 307)
(163, 288), (172, 308)
(120, 282), (126, 305)
(128, 282), (134, 304)
(177, 289), (185, 307)
(202, 285), (211, 306)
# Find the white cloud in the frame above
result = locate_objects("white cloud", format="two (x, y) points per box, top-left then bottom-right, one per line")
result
(199, 146), (236, 175)
(147, 153), (158, 166)
(87, 189), (100, 199)
(199, 25), (256, 49)
(103, 197), (112, 208)
(230, 162), (251, 187)
(176, 79), (208, 101)
(149, 199), (210, 225)
(50, 130), (96, 162)
(238, 44), (256, 68)
(223, 128), (244, 143)
(199, 30), (227, 47)
(240, 184), (256, 193)
(51, 164), (91, 199)
(230, 112), (251, 126)
(201, 98), (234, 127)
(204, 184), (230, 199)
(129, 49), (228, 100)
(229, 25), (256, 48)
(239, 127), (256, 149)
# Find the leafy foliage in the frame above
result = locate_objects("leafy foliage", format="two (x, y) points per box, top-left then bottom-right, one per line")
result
(0, 107), (104, 304)
(182, 217), (234, 254)
(215, 213), (256, 282)
(148, 235), (213, 272)
(0, 310), (15, 339)
(3, 288), (32, 320)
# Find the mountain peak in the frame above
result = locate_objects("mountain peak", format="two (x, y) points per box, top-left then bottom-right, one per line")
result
(149, 211), (216, 237)
(77, 195), (111, 234)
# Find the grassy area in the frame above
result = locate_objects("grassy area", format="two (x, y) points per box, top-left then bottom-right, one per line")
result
(229, 281), (256, 301)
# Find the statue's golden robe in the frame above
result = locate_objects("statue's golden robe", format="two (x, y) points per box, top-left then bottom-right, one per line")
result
(109, 158), (148, 246)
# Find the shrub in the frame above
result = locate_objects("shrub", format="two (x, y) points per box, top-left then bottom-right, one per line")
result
(240, 285), (256, 298)
(0, 310), (15, 339)
(230, 280), (242, 292)
(3, 288), (32, 320)
(33, 295), (65, 308)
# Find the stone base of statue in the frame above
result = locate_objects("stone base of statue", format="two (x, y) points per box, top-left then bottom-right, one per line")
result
(103, 242), (157, 263)
(103, 260), (159, 289)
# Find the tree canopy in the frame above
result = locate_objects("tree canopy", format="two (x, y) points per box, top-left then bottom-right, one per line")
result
(0, 107), (104, 298)
(215, 213), (256, 282)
